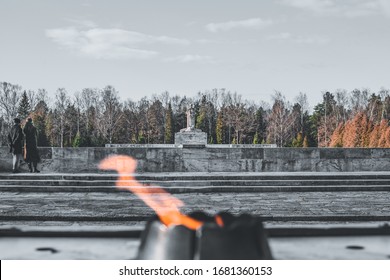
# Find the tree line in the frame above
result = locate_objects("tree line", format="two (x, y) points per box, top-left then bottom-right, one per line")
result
(1, 81), (390, 148)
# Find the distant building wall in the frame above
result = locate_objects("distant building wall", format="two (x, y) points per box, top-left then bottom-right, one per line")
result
(1, 147), (390, 173)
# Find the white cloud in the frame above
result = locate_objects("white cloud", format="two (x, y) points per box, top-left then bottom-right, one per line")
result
(46, 26), (189, 59)
(206, 18), (273, 33)
(164, 55), (214, 63)
(280, 0), (387, 18)
(281, 0), (335, 12)
(267, 32), (330, 44)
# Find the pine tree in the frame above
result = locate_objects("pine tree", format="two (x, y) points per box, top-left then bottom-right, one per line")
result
(338, 112), (373, 147)
(147, 100), (164, 144)
(291, 132), (304, 147)
(18, 90), (31, 121)
(329, 123), (344, 147)
(378, 120), (390, 147)
(164, 102), (174, 144)
(196, 97), (207, 132)
(73, 131), (81, 147)
(360, 113), (372, 147)
(303, 136), (309, 147)
(385, 127), (390, 147)
(253, 132), (259, 144)
(31, 100), (49, 146)
(216, 112), (224, 144)
(369, 124), (380, 147)
(254, 107), (265, 144)
(342, 113), (363, 147)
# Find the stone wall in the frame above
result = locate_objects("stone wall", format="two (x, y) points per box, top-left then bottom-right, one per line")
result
(1, 146), (390, 173)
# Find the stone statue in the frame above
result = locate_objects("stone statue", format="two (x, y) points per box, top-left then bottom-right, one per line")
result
(176, 104), (207, 144)
(186, 104), (195, 130)
(180, 104), (200, 132)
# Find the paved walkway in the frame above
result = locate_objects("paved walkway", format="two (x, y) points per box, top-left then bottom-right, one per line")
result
(1, 172), (389, 228)
(1, 190), (389, 221)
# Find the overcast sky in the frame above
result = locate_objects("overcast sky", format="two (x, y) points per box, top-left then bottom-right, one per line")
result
(1, 0), (390, 107)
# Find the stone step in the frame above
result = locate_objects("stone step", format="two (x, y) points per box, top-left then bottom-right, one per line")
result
(1, 184), (390, 193)
(2, 179), (390, 187)
(3, 172), (390, 181)
(2, 173), (389, 225)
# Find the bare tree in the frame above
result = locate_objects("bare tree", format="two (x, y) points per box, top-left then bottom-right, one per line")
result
(79, 88), (99, 138)
(295, 92), (309, 132)
(335, 89), (349, 123)
(54, 88), (70, 148)
(0, 82), (22, 145)
(96, 86), (123, 144)
(0, 82), (22, 125)
(350, 88), (369, 115)
(36, 89), (50, 107)
(378, 87), (390, 119)
(267, 91), (297, 146)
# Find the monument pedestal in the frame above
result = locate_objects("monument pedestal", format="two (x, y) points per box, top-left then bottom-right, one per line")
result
(175, 104), (207, 146)
(174, 131), (207, 146)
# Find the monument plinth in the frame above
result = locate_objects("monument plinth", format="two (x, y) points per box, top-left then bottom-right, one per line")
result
(175, 104), (207, 146)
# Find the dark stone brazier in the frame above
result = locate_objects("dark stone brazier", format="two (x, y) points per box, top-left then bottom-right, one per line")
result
(137, 212), (272, 260)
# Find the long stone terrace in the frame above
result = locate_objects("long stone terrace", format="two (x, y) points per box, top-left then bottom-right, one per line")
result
(1, 171), (390, 259)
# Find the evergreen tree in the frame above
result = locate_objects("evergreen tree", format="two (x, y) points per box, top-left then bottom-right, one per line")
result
(216, 111), (224, 144)
(291, 132), (304, 147)
(18, 90), (31, 120)
(254, 107), (266, 143)
(339, 112), (373, 147)
(369, 124), (380, 147)
(303, 136), (309, 147)
(31, 100), (49, 146)
(73, 131), (81, 147)
(377, 120), (389, 147)
(253, 132), (259, 144)
(369, 120), (388, 147)
(164, 102), (174, 144)
(196, 96), (207, 132)
(196, 95), (217, 143)
(329, 123), (344, 147)
(302, 112), (316, 147)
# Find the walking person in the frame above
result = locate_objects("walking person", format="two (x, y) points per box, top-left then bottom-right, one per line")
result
(7, 118), (24, 173)
(23, 117), (40, 173)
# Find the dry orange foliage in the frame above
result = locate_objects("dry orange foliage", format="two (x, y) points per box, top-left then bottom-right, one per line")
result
(330, 113), (390, 147)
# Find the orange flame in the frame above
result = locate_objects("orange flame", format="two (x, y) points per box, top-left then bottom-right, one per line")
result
(215, 215), (224, 227)
(98, 155), (203, 230)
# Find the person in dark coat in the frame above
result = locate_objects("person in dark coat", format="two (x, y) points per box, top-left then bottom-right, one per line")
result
(7, 118), (24, 173)
(23, 118), (40, 173)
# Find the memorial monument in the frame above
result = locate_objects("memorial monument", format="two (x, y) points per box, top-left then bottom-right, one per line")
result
(174, 104), (207, 146)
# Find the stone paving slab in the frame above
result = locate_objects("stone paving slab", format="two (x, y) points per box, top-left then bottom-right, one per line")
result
(3, 171), (390, 178)
(3, 179), (390, 187)
(1, 191), (389, 222)
(2, 184), (390, 193)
